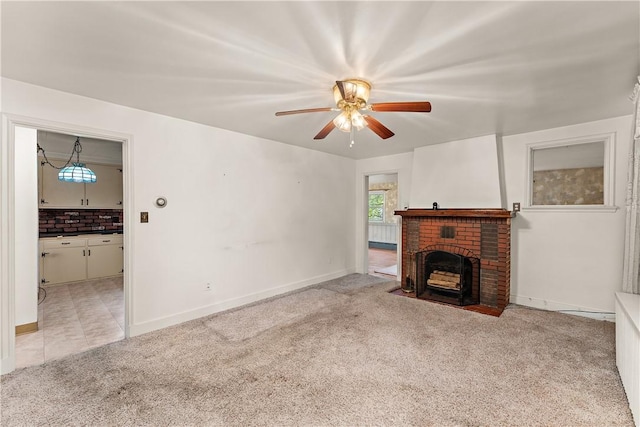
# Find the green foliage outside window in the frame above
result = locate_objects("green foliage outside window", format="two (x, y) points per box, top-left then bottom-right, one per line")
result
(368, 192), (385, 222)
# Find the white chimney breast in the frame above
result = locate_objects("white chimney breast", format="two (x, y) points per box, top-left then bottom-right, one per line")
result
(409, 134), (503, 209)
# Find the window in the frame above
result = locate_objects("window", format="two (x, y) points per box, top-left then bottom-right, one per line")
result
(526, 133), (616, 211)
(368, 191), (385, 222)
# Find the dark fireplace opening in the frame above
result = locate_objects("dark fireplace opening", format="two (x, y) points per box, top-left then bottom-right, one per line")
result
(415, 249), (480, 306)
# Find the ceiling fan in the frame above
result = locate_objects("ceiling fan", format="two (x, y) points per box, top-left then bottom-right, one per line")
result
(275, 79), (431, 147)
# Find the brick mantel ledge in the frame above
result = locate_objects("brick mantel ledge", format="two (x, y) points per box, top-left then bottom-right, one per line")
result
(394, 208), (513, 218)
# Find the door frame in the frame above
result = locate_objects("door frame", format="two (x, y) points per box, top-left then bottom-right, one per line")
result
(1, 114), (133, 374)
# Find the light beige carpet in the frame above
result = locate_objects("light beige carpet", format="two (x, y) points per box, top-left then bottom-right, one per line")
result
(1, 274), (634, 426)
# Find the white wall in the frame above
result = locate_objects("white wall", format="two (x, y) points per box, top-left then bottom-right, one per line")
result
(409, 134), (503, 209)
(14, 127), (39, 326)
(1, 78), (355, 354)
(503, 115), (632, 314)
(357, 116), (631, 315)
(355, 152), (413, 275)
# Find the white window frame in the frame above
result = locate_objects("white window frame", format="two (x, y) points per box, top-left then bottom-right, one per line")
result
(368, 190), (386, 222)
(525, 132), (617, 212)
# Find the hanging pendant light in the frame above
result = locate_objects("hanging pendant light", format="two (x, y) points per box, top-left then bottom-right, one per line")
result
(58, 162), (97, 183)
(57, 137), (96, 183)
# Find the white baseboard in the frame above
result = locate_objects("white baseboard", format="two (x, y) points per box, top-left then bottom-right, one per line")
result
(129, 268), (355, 337)
(1, 357), (16, 375)
(511, 294), (616, 322)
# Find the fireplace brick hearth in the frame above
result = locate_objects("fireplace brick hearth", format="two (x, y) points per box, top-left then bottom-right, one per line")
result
(395, 209), (512, 312)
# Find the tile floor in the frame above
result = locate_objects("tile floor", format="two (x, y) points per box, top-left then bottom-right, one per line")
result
(15, 276), (124, 369)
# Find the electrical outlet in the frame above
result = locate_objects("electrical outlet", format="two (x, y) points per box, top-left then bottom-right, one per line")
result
(205, 283), (212, 291)
(140, 212), (149, 223)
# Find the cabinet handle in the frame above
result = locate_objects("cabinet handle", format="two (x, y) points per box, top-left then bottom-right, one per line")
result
(40, 199), (48, 204)
(41, 278), (49, 284)
(117, 201), (123, 205)
(102, 240), (111, 243)
(86, 199), (89, 205)
(61, 242), (71, 245)
(41, 252), (49, 257)
(83, 249), (85, 256)
(81, 199), (84, 205)
(88, 249), (91, 256)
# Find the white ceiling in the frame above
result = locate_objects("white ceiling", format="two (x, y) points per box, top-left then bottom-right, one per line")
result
(2, 1), (639, 160)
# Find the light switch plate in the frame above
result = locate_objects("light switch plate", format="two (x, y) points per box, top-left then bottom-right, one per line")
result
(512, 202), (521, 212)
(140, 212), (149, 223)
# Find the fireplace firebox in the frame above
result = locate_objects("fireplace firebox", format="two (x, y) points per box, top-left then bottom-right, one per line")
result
(416, 247), (480, 306)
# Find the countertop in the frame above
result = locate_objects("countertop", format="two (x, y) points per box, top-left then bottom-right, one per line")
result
(39, 230), (123, 239)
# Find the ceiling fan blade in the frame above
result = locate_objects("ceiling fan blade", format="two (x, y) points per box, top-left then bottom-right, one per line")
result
(314, 120), (336, 140)
(369, 102), (432, 113)
(275, 107), (333, 116)
(363, 116), (395, 139)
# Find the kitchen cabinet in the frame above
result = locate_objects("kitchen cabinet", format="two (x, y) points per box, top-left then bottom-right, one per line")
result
(40, 234), (123, 285)
(87, 236), (124, 279)
(40, 238), (88, 285)
(39, 160), (123, 209)
(85, 164), (123, 208)
(39, 161), (85, 207)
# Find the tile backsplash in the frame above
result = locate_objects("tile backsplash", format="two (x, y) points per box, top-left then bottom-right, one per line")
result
(39, 209), (123, 235)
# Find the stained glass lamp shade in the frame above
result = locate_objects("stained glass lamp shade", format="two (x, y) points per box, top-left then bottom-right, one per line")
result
(58, 162), (97, 183)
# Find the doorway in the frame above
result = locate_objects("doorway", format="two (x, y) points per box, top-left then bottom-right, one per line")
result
(367, 173), (399, 279)
(16, 130), (125, 369)
(2, 118), (131, 374)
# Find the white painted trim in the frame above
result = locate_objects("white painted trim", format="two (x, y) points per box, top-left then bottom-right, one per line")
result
(615, 292), (640, 426)
(1, 117), (17, 374)
(525, 132), (616, 209)
(512, 294), (616, 321)
(0, 114), (133, 375)
(129, 268), (355, 337)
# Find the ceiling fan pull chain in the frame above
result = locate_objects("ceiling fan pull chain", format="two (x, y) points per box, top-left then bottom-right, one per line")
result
(349, 127), (355, 148)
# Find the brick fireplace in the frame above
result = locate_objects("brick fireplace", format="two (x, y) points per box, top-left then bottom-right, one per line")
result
(395, 209), (512, 313)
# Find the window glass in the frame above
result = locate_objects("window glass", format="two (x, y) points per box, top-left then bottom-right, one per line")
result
(526, 134), (614, 210)
(368, 191), (385, 222)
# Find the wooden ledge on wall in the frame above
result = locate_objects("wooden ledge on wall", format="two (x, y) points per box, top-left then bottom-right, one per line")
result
(394, 208), (513, 219)
(16, 322), (38, 336)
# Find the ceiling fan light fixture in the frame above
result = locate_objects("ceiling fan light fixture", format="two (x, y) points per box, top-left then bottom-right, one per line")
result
(332, 79), (371, 105)
(333, 111), (352, 132)
(351, 110), (366, 130)
(275, 78), (430, 144)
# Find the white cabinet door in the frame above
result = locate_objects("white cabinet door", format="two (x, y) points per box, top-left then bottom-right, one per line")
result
(87, 237), (123, 279)
(39, 160), (85, 207)
(41, 239), (87, 285)
(85, 164), (123, 208)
